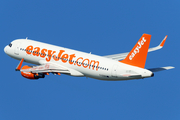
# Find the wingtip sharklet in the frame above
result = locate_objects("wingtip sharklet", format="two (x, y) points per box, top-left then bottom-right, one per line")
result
(159, 35), (168, 47)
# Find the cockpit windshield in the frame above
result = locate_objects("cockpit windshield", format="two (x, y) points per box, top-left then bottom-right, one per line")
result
(9, 43), (12, 47)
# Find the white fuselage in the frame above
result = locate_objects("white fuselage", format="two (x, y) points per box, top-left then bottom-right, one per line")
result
(4, 39), (153, 81)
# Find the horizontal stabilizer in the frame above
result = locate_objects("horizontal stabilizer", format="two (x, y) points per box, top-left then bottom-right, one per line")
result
(148, 66), (174, 72)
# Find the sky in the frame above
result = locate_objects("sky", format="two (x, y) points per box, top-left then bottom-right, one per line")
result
(0, 0), (179, 120)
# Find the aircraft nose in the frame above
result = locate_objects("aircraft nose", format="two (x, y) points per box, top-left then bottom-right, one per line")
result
(4, 45), (8, 54)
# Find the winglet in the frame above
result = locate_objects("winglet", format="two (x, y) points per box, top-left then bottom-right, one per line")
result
(147, 35), (168, 52)
(121, 34), (151, 68)
(15, 58), (24, 71)
(159, 35), (167, 47)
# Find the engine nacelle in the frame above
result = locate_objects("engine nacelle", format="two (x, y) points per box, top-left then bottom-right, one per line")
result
(21, 65), (45, 80)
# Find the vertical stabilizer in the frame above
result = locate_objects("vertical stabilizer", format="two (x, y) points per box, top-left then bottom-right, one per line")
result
(121, 34), (151, 68)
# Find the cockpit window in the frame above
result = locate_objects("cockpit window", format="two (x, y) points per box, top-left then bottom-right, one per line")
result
(9, 43), (12, 47)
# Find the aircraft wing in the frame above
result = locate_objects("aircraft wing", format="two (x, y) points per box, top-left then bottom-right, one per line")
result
(18, 59), (84, 77)
(104, 35), (167, 61)
(20, 63), (70, 74)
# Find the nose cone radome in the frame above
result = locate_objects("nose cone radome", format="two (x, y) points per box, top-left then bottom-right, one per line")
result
(4, 45), (8, 53)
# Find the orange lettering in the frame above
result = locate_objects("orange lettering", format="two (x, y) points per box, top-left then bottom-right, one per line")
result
(69, 54), (76, 64)
(40, 49), (47, 58)
(25, 45), (100, 71)
(76, 57), (83, 66)
(46, 50), (56, 62)
(26, 45), (33, 54)
(89, 60), (99, 71)
(82, 59), (90, 68)
(53, 50), (65, 61)
(32, 47), (40, 56)
(61, 54), (69, 63)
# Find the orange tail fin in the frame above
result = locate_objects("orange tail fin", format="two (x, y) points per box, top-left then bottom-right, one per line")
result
(121, 34), (151, 68)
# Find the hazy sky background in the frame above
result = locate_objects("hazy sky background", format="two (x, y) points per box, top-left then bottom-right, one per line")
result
(0, 0), (179, 120)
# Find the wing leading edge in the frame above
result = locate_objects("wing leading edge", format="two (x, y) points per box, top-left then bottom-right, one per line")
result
(20, 63), (69, 74)
(17, 58), (84, 77)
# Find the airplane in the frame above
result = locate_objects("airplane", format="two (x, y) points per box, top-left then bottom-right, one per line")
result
(4, 34), (174, 81)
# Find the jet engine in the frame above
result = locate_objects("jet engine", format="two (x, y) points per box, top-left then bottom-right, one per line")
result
(21, 65), (45, 79)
